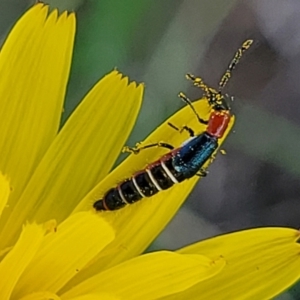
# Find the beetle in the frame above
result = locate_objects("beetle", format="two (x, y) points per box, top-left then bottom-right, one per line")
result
(93, 39), (253, 211)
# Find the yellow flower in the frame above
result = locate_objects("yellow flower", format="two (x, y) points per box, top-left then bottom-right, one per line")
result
(0, 4), (225, 299)
(0, 4), (299, 300)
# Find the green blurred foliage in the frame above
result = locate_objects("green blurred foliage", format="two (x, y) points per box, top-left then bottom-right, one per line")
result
(65, 0), (155, 119)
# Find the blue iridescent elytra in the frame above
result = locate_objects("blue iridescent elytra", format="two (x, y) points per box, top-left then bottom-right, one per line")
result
(93, 39), (253, 211)
(172, 133), (218, 178)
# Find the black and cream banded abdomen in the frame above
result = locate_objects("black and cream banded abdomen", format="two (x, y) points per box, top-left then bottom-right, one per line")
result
(93, 153), (185, 211)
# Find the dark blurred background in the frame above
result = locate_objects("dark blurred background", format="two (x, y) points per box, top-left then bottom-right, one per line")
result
(1, 0), (300, 298)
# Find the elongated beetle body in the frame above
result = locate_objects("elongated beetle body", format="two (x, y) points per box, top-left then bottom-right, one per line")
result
(94, 40), (253, 211)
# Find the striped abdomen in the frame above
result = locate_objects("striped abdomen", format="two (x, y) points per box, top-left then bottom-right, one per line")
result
(93, 153), (185, 211)
(93, 132), (218, 211)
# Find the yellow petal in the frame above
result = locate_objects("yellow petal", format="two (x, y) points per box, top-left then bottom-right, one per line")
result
(0, 223), (45, 300)
(0, 172), (10, 217)
(164, 227), (300, 299)
(19, 292), (61, 300)
(70, 98), (234, 286)
(1, 71), (143, 249)
(62, 251), (225, 300)
(0, 5), (75, 246)
(13, 212), (115, 299)
(67, 295), (119, 300)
